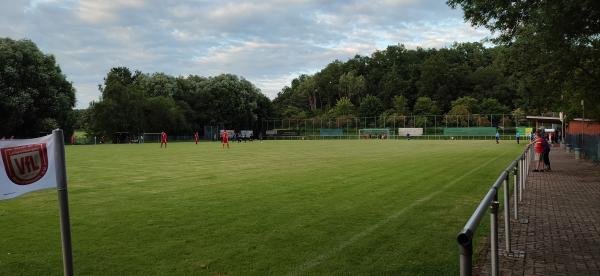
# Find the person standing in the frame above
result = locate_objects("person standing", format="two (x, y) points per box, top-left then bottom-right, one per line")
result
(194, 131), (199, 145)
(221, 130), (229, 149)
(495, 131), (500, 144)
(516, 132), (520, 144)
(542, 134), (552, 171)
(529, 130), (545, 172)
(160, 131), (168, 148)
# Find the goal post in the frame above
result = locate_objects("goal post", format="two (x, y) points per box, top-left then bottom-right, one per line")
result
(358, 128), (391, 139)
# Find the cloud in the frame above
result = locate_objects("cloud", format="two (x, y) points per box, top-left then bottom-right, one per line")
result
(0, 0), (491, 108)
(76, 0), (144, 23)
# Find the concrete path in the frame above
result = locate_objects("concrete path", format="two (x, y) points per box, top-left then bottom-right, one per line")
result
(476, 148), (600, 275)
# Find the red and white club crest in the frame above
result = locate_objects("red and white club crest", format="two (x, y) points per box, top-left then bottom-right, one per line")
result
(1, 143), (49, 185)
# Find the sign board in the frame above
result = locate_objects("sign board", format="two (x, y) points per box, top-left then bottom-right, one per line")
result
(398, 128), (423, 136)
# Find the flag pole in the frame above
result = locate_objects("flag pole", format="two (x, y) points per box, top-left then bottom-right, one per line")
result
(53, 129), (74, 276)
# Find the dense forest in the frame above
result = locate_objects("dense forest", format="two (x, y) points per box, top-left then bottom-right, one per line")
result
(272, 43), (520, 120)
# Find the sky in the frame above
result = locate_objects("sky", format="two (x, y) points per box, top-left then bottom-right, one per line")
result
(0, 0), (491, 109)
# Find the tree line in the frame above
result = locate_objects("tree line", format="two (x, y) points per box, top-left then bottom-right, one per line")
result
(272, 42), (517, 121)
(84, 67), (271, 137)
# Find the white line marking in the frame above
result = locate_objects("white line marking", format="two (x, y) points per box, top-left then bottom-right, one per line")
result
(289, 153), (506, 275)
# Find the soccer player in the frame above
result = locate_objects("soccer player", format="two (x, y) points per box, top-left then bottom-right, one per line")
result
(495, 131), (500, 144)
(160, 131), (168, 148)
(194, 131), (199, 145)
(516, 132), (520, 144)
(221, 130), (229, 149)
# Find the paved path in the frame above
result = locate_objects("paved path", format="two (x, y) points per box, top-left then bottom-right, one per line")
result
(476, 148), (600, 275)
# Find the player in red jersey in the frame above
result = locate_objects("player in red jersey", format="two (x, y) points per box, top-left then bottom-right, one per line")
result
(194, 131), (199, 145)
(529, 130), (545, 171)
(221, 130), (229, 149)
(160, 131), (168, 148)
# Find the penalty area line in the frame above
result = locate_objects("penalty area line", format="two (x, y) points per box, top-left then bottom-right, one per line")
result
(288, 152), (507, 275)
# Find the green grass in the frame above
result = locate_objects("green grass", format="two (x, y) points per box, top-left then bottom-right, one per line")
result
(0, 140), (523, 275)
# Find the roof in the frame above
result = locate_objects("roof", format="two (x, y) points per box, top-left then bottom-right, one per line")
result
(526, 116), (562, 124)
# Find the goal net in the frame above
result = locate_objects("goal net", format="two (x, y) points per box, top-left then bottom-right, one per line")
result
(358, 128), (390, 139)
(143, 133), (162, 143)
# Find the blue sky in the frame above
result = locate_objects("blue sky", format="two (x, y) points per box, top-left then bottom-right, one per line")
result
(1, 0), (491, 109)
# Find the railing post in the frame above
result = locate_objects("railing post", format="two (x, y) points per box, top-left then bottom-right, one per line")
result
(490, 198), (500, 276)
(459, 239), (473, 276)
(513, 165), (519, 220)
(519, 156), (523, 202)
(503, 172), (511, 253)
(525, 147), (530, 190)
(525, 152), (528, 184)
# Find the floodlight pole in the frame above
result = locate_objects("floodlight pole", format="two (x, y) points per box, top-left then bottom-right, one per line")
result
(53, 129), (74, 276)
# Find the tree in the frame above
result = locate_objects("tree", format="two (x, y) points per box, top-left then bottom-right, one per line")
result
(448, 0), (600, 119)
(358, 95), (384, 118)
(88, 70), (145, 136)
(134, 72), (179, 98)
(392, 95), (409, 115)
(447, 0), (600, 45)
(330, 97), (355, 117)
(511, 108), (527, 126)
(315, 60), (344, 108)
(338, 71), (366, 104)
(451, 96), (479, 113)
(143, 96), (185, 132)
(297, 75), (318, 112)
(445, 105), (470, 127)
(479, 98), (509, 115)
(72, 109), (89, 130)
(0, 38), (76, 137)
(417, 49), (471, 111)
(413, 96), (439, 115)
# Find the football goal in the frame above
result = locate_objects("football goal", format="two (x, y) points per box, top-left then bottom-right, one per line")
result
(142, 133), (162, 143)
(358, 128), (390, 139)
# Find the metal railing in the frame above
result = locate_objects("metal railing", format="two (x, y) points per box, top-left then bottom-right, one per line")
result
(457, 145), (533, 276)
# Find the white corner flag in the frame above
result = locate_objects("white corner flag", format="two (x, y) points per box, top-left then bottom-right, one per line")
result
(0, 132), (57, 199)
(0, 129), (74, 276)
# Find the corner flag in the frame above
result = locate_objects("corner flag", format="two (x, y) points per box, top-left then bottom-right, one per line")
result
(0, 129), (74, 276)
(0, 132), (56, 199)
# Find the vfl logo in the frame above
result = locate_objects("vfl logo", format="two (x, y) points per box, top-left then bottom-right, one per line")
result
(1, 144), (48, 185)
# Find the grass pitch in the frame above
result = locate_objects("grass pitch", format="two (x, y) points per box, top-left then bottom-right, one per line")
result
(0, 140), (523, 275)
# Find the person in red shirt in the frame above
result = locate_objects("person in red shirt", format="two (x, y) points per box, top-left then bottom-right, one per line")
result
(529, 130), (545, 171)
(194, 131), (199, 145)
(221, 130), (229, 149)
(160, 131), (168, 148)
